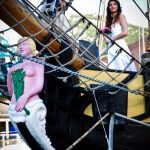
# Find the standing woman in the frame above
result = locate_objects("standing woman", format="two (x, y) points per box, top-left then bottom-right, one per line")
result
(105, 0), (137, 71)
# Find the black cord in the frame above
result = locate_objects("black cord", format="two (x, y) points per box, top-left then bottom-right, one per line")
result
(0, 100), (9, 105)
(132, 0), (150, 23)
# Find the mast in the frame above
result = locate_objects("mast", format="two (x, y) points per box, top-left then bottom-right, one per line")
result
(146, 0), (150, 51)
(0, 0), (85, 70)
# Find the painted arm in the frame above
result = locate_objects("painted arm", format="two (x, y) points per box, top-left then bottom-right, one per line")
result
(7, 70), (13, 96)
(111, 14), (128, 41)
(7, 63), (25, 96)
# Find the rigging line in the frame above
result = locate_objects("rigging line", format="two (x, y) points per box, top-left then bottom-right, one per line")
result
(24, 0), (69, 34)
(88, 53), (135, 91)
(0, 44), (141, 94)
(43, 17), (84, 48)
(80, 50), (133, 92)
(1, 0), (149, 74)
(91, 61), (137, 93)
(57, 44), (108, 86)
(0, 39), (140, 91)
(0, 44), (149, 97)
(1, 0), (149, 73)
(0, 88), (10, 98)
(73, 61), (124, 89)
(79, 36), (104, 67)
(93, 90), (109, 145)
(108, 115), (114, 150)
(41, 24), (88, 70)
(0, 85), (7, 88)
(44, 22), (89, 68)
(132, 0), (150, 22)
(66, 113), (110, 150)
(77, 45), (124, 84)
(57, 22), (90, 55)
(22, 0), (55, 28)
(115, 113), (150, 128)
(0, 100), (9, 106)
(1, 5), (49, 48)
(2, 0), (63, 50)
(24, 0), (76, 42)
(140, 79), (150, 91)
(0, 6), (36, 35)
(68, 4), (150, 72)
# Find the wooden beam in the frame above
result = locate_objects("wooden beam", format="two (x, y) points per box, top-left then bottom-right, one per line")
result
(0, 0), (85, 70)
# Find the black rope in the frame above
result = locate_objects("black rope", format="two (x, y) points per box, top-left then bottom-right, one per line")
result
(1, 43), (150, 97)
(68, 3), (150, 73)
(132, 0), (150, 23)
(0, 100), (9, 105)
(0, 84), (11, 98)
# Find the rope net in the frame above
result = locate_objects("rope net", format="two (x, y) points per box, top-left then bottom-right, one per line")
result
(0, 0), (149, 97)
(0, 0), (150, 149)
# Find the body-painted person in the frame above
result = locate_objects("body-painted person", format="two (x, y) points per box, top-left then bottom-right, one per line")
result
(7, 37), (55, 150)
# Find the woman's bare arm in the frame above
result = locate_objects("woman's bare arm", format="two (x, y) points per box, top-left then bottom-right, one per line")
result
(7, 71), (13, 96)
(111, 14), (128, 41)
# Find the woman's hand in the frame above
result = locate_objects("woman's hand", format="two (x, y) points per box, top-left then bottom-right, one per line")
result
(15, 94), (28, 112)
(104, 36), (111, 44)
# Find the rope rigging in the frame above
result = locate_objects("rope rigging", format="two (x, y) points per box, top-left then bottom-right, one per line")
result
(0, 0), (150, 97)
(0, 43), (150, 97)
(0, 0), (150, 106)
(132, 0), (150, 23)
(0, 1), (150, 150)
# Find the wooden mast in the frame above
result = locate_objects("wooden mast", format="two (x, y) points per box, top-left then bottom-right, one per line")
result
(146, 0), (150, 51)
(0, 0), (85, 70)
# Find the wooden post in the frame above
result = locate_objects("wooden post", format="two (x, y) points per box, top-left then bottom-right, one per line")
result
(146, 0), (150, 51)
(6, 119), (9, 140)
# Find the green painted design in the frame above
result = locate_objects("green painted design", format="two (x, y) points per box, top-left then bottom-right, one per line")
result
(12, 68), (30, 115)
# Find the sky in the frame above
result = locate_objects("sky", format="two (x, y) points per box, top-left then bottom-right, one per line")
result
(73, 0), (148, 28)
(29, 0), (148, 28)
(0, 0), (148, 45)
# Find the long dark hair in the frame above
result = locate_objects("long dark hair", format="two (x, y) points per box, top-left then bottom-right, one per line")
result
(106, 0), (122, 28)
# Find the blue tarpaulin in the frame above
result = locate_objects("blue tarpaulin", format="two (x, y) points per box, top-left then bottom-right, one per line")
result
(0, 53), (11, 57)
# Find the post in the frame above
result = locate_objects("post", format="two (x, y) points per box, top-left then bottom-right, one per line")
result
(108, 115), (115, 150)
(6, 119), (9, 140)
(146, 0), (150, 51)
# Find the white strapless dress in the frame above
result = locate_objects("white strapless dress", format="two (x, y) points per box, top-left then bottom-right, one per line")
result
(108, 23), (137, 72)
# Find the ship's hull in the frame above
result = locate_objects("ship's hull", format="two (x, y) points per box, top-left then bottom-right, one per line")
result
(0, 0), (150, 149)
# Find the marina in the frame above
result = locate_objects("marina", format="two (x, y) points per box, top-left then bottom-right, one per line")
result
(0, 137), (30, 150)
(0, 97), (30, 150)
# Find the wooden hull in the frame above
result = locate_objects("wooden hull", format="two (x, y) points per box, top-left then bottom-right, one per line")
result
(0, 65), (150, 150)
(0, 0), (150, 149)
(8, 68), (149, 150)
(80, 69), (150, 123)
